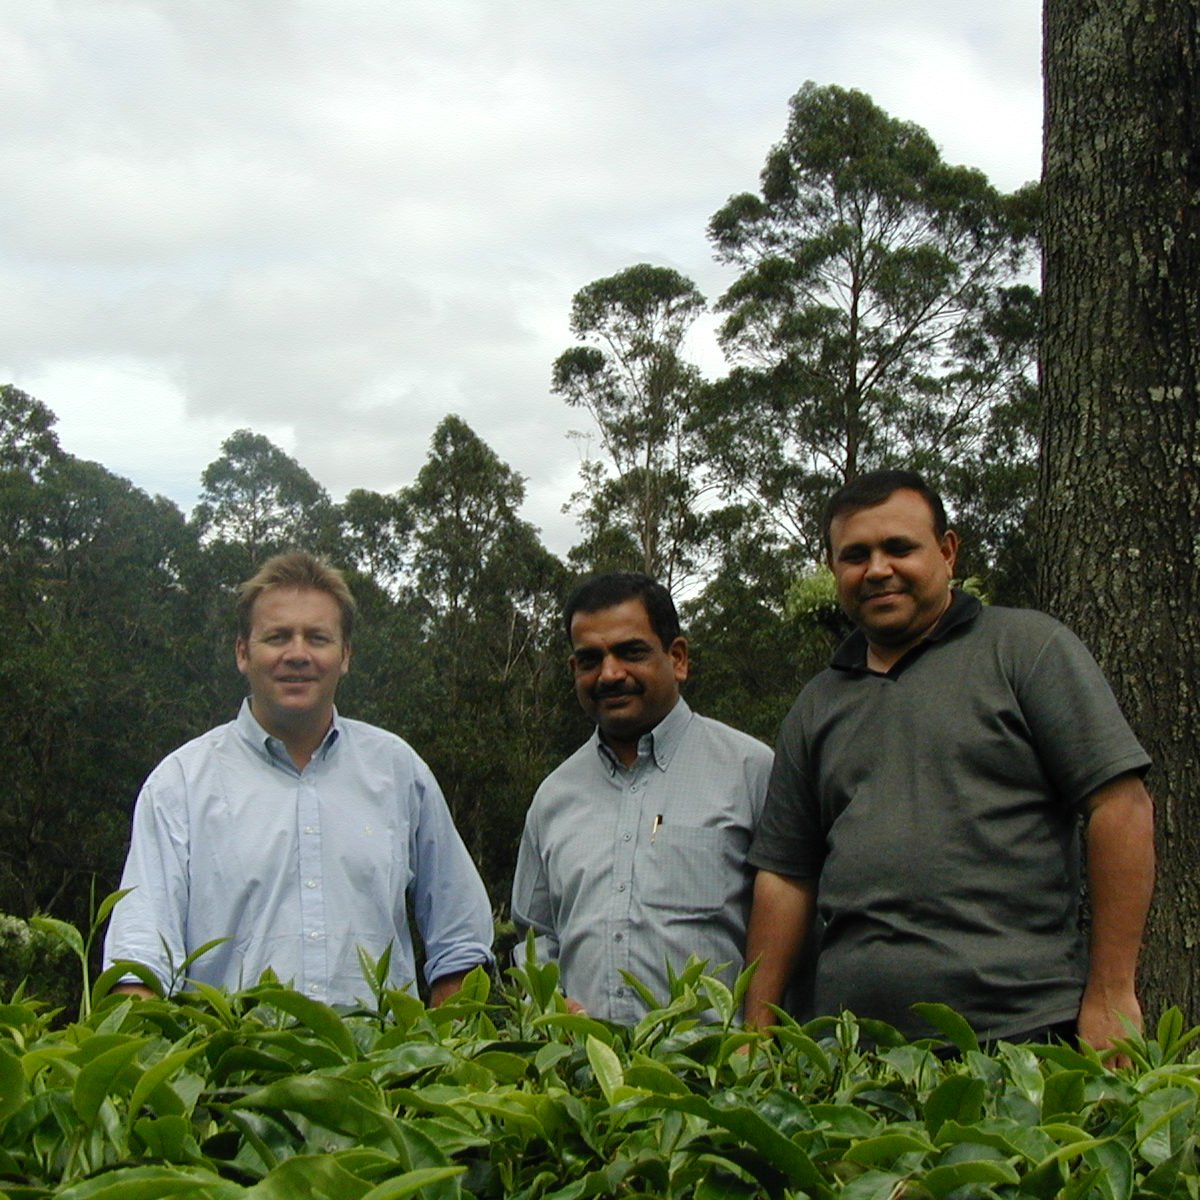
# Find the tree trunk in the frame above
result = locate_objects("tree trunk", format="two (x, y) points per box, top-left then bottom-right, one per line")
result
(1041, 0), (1200, 1022)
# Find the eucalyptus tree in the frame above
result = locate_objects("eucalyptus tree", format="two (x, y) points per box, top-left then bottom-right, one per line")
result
(389, 415), (570, 900)
(553, 264), (710, 590)
(698, 82), (1039, 575)
(191, 428), (334, 575)
(0, 394), (202, 927)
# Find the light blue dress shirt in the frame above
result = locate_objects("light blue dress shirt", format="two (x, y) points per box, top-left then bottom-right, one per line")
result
(511, 699), (772, 1022)
(104, 701), (493, 1005)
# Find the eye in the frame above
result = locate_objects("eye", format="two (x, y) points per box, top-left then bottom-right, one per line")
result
(573, 652), (601, 672)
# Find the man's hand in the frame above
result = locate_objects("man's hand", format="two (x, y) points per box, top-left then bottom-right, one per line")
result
(1078, 980), (1141, 1066)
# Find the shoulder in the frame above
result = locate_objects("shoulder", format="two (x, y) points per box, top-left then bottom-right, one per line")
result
(685, 711), (773, 764)
(970, 605), (1096, 666)
(336, 710), (424, 758)
(974, 605), (1066, 639)
(785, 666), (844, 725)
(527, 738), (602, 816)
(149, 719), (238, 777)
(536, 738), (599, 789)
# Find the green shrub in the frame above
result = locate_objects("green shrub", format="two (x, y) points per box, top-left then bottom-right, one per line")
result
(0, 911), (76, 1016)
(0, 915), (1197, 1198)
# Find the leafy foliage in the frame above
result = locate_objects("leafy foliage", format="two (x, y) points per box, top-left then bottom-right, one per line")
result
(3, 915), (1199, 1199)
(698, 81), (1039, 579)
(553, 264), (711, 590)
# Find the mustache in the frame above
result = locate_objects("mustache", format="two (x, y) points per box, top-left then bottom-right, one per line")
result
(590, 681), (645, 701)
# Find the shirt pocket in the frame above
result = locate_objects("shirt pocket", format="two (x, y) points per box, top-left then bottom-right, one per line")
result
(642, 825), (749, 913)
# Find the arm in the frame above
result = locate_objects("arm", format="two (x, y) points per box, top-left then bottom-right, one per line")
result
(743, 870), (817, 1029)
(102, 770), (190, 994)
(113, 983), (157, 1000)
(1079, 772), (1155, 1057)
(409, 766), (494, 992)
(510, 818), (563, 966)
(429, 971), (469, 1006)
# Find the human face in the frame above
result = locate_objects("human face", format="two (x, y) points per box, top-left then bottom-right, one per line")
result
(236, 586), (350, 740)
(827, 488), (959, 667)
(569, 598), (688, 765)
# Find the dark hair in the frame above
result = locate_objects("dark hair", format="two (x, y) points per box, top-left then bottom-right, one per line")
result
(821, 469), (948, 554)
(563, 572), (681, 650)
(236, 551), (357, 643)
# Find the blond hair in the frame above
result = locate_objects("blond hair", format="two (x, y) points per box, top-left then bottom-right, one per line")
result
(236, 551), (357, 643)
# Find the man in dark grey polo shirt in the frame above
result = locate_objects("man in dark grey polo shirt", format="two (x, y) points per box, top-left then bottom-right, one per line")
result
(744, 470), (1155, 1051)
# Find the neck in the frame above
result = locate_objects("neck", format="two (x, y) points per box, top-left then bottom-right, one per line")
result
(251, 703), (333, 769)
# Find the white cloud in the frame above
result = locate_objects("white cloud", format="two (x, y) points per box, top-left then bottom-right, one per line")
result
(0, 0), (1042, 558)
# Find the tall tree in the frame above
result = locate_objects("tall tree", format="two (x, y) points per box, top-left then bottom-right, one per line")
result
(381, 416), (570, 901)
(700, 82), (1039, 571)
(192, 429), (334, 574)
(1041, 0), (1200, 1020)
(0, 393), (203, 927)
(553, 264), (709, 589)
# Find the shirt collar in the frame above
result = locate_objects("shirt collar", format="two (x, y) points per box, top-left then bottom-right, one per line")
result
(594, 696), (692, 773)
(830, 588), (981, 676)
(235, 697), (342, 767)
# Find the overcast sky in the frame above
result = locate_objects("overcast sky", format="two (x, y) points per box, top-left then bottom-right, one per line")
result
(0, 1), (1042, 556)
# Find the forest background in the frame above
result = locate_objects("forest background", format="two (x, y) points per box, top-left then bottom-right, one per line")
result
(7, 63), (1181, 1026)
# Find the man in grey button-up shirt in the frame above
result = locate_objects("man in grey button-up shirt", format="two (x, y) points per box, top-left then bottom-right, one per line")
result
(511, 572), (772, 1022)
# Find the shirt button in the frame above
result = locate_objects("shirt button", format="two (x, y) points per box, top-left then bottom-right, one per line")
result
(630, 784), (639, 793)
(304, 825), (317, 835)
(617, 882), (626, 892)
(308, 983), (321, 994)
(622, 832), (631, 841)
(305, 879), (318, 889)
(614, 932), (623, 942)
(309, 930), (322, 940)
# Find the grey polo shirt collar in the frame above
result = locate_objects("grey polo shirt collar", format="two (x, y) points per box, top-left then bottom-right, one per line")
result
(594, 696), (691, 774)
(830, 588), (982, 678)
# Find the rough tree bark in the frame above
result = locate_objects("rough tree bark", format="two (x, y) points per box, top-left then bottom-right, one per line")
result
(1041, 0), (1200, 1021)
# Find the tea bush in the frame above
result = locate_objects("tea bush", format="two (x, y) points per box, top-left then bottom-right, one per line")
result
(0, 919), (1197, 1198)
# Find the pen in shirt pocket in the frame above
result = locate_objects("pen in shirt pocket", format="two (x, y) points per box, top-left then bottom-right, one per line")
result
(651, 814), (662, 843)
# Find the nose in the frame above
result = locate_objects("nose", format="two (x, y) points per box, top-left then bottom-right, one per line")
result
(283, 636), (311, 661)
(865, 549), (894, 579)
(597, 652), (625, 683)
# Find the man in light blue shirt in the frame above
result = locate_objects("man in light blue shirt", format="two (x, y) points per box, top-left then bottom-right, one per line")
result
(104, 552), (493, 1006)
(511, 573), (772, 1022)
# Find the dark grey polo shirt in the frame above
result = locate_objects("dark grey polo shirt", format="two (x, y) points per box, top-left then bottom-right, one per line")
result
(749, 591), (1150, 1040)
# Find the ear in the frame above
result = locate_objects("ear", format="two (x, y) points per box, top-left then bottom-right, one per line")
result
(669, 637), (689, 683)
(340, 643), (352, 676)
(940, 529), (960, 576)
(235, 639), (249, 676)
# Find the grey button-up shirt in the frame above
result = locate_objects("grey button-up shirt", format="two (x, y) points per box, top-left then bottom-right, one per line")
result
(511, 699), (772, 1022)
